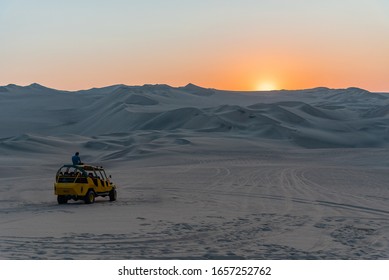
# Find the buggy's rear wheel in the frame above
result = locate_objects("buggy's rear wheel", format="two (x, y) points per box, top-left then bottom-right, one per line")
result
(57, 195), (68, 204)
(84, 190), (95, 204)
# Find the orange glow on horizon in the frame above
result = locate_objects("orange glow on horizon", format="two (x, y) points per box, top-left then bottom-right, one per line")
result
(1, 1), (389, 93)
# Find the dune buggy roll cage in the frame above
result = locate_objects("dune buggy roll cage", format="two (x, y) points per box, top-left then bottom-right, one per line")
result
(56, 164), (110, 184)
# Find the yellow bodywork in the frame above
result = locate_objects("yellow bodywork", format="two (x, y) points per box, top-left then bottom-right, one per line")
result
(55, 176), (110, 196)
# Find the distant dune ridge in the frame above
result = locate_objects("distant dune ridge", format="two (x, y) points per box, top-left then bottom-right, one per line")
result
(0, 83), (388, 149)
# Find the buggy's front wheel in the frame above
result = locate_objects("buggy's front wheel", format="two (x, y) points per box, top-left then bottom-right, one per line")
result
(109, 188), (117, 201)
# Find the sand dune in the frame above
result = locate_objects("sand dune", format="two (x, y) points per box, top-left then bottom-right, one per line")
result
(2, 83), (388, 147)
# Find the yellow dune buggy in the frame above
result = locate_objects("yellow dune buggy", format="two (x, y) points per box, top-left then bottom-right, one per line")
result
(54, 164), (117, 204)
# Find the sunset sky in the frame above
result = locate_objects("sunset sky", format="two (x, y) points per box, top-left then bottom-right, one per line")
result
(1, 0), (389, 92)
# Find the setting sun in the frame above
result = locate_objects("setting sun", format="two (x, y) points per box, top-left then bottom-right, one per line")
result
(255, 80), (278, 91)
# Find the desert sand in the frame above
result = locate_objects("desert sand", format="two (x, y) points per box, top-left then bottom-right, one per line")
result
(1, 83), (389, 259)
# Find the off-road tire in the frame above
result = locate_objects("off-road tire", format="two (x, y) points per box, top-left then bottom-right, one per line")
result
(84, 190), (95, 204)
(57, 195), (68, 204)
(109, 188), (117, 201)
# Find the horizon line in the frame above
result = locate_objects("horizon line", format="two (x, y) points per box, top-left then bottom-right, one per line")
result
(1, 82), (388, 94)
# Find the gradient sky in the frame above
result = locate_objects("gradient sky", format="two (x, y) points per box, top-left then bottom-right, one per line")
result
(1, 0), (389, 91)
